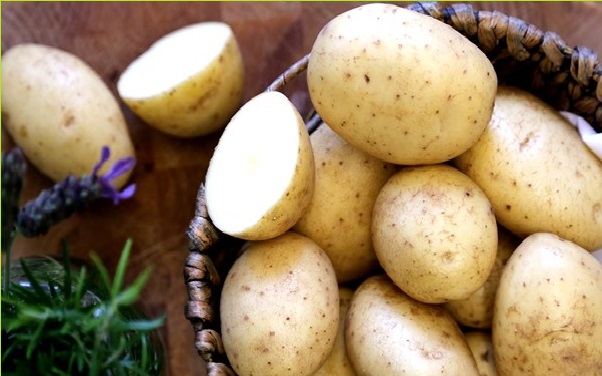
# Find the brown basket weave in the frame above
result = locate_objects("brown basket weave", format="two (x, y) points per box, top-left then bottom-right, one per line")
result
(183, 2), (602, 375)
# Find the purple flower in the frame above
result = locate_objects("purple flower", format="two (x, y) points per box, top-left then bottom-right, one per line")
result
(16, 146), (137, 237)
(92, 146), (137, 205)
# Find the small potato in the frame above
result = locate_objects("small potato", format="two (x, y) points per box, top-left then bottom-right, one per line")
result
(346, 274), (480, 375)
(454, 86), (602, 251)
(313, 287), (358, 376)
(464, 331), (497, 376)
(118, 22), (244, 137)
(205, 91), (314, 240)
(1, 43), (135, 188)
(493, 233), (602, 375)
(372, 164), (498, 303)
(294, 123), (396, 282)
(307, 3), (497, 165)
(220, 232), (339, 376)
(444, 226), (519, 328)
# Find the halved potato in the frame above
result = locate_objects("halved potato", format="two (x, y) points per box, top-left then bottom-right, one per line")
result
(118, 22), (244, 137)
(205, 91), (315, 240)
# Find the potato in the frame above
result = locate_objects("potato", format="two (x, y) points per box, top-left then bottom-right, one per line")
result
(205, 91), (314, 240)
(118, 22), (244, 137)
(346, 274), (480, 375)
(307, 3), (497, 165)
(493, 233), (602, 375)
(454, 86), (602, 251)
(1, 43), (135, 188)
(444, 226), (519, 328)
(293, 123), (396, 282)
(313, 287), (357, 376)
(372, 164), (498, 303)
(464, 331), (497, 376)
(220, 232), (339, 376)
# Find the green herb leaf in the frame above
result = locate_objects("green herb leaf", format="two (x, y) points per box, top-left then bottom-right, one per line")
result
(1, 239), (164, 375)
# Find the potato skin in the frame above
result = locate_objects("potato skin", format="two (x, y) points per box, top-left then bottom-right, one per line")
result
(372, 164), (498, 303)
(444, 226), (519, 328)
(493, 233), (602, 375)
(294, 123), (396, 282)
(220, 232), (339, 376)
(307, 3), (497, 165)
(313, 287), (358, 376)
(454, 86), (602, 251)
(464, 331), (497, 376)
(345, 274), (480, 376)
(2, 43), (135, 188)
(119, 22), (244, 137)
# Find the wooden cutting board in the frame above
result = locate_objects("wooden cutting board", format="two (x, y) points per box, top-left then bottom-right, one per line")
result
(2, 2), (601, 375)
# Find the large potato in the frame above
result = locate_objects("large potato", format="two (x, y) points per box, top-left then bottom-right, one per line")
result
(346, 274), (480, 375)
(293, 123), (396, 282)
(118, 22), (244, 137)
(1, 43), (135, 188)
(313, 287), (357, 376)
(220, 232), (339, 376)
(307, 3), (497, 165)
(205, 91), (314, 240)
(493, 233), (602, 375)
(454, 86), (602, 251)
(443, 226), (519, 328)
(372, 164), (498, 303)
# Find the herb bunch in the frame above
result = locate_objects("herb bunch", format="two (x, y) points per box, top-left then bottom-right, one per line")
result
(1, 146), (164, 375)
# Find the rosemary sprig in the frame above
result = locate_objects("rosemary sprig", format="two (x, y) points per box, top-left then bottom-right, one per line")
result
(1, 145), (162, 374)
(1, 239), (165, 376)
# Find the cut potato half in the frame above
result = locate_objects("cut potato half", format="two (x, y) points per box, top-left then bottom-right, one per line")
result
(205, 91), (315, 240)
(118, 21), (244, 137)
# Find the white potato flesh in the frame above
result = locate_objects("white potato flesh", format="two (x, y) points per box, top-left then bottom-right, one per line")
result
(118, 22), (244, 137)
(205, 91), (314, 240)
(119, 22), (232, 98)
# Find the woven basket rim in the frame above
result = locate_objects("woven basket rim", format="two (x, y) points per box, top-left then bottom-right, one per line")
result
(184, 2), (602, 375)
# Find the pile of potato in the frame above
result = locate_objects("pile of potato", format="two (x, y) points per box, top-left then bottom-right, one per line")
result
(204, 3), (602, 376)
(3, 3), (601, 376)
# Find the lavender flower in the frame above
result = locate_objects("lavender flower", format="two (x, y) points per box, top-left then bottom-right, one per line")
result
(2, 147), (27, 249)
(16, 146), (136, 237)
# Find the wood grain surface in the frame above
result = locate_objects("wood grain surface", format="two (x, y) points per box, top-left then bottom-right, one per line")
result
(2, 2), (601, 375)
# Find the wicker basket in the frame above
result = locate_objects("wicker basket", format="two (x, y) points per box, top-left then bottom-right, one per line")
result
(183, 2), (602, 375)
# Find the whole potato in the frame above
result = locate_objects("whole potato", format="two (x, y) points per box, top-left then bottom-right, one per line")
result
(372, 164), (498, 303)
(444, 226), (519, 328)
(118, 22), (244, 137)
(464, 331), (497, 376)
(220, 232), (339, 376)
(313, 287), (358, 376)
(454, 86), (602, 251)
(1, 43), (135, 188)
(294, 123), (396, 282)
(346, 274), (480, 376)
(493, 233), (602, 375)
(307, 3), (497, 165)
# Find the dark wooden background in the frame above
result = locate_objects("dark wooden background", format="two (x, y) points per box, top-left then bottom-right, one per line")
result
(2, 2), (601, 375)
